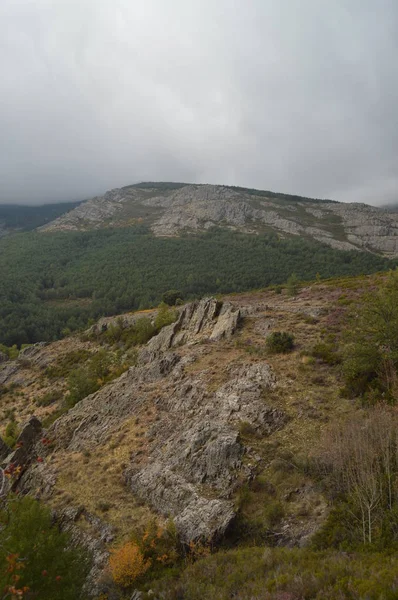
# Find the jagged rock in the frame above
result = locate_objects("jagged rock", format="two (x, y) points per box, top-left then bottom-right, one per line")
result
(0, 351), (8, 364)
(0, 437), (10, 461)
(0, 362), (18, 385)
(209, 302), (240, 341)
(18, 296), (286, 569)
(141, 298), (240, 361)
(3, 416), (42, 469)
(18, 342), (48, 359)
(127, 464), (235, 543)
(55, 507), (115, 599)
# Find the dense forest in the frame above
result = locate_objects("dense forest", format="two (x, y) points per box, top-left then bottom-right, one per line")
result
(0, 226), (395, 346)
(0, 201), (81, 232)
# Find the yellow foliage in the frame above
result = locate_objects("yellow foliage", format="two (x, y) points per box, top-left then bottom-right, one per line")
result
(109, 542), (151, 588)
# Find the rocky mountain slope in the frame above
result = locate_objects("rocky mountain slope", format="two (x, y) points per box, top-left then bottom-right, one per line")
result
(40, 182), (398, 256)
(0, 275), (371, 596)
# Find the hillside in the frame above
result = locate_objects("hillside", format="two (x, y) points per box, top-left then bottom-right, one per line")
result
(40, 182), (398, 257)
(0, 227), (393, 346)
(2, 273), (398, 598)
(0, 201), (82, 236)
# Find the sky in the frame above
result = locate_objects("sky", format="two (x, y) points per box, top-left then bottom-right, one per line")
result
(1, 0), (398, 206)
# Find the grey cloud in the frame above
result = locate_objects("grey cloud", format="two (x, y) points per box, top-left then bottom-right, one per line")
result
(1, 0), (398, 205)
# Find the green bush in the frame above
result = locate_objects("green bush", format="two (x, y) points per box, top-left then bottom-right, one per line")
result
(266, 331), (295, 354)
(2, 420), (19, 448)
(341, 271), (398, 400)
(0, 495), (90, 600)
(311, 342), (341, 365)
(286, 273), (300, 296)
(36, 389), (63, 407)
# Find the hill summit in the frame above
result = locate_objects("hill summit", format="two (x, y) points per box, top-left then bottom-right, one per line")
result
(40, 182), (398, 256)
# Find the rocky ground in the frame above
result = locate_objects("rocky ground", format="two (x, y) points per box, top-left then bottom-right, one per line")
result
(0, 276), (374, 596)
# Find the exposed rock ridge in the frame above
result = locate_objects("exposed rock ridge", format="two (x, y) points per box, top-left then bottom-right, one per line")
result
(141, 297), (240, 361)
(39, 183), (398, 256)
(21, 297), (285, 544)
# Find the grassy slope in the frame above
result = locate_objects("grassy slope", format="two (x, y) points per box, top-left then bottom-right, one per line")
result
(1, 273), (389, 599)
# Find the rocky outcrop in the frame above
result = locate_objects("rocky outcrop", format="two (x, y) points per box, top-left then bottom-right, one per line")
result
(2, 416), (42, 470)
(141, 297), (240, 360)
(39, 182), (398, 257)
(32, 297), (285, 544)
(0, 437), (10, 461)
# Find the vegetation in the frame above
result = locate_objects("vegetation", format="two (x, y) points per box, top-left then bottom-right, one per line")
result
(110, 542), (151, 588)
(314, 407), (398, 548)
(0, 227), (394, 346)
(266, 331), (295, 354)
(0, 495), (90, 600)
(110, 521), (179, 591)
(2, 419), (19, 447)
(0, 201), (81, 231)
(340, 271), (398, 401)
(148, 546), (398, 599)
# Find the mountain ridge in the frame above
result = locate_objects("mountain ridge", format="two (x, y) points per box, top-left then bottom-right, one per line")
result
(40, 182), (398, 257)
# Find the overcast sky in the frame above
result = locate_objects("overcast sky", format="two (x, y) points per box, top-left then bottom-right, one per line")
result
(1, 0), (398, 205)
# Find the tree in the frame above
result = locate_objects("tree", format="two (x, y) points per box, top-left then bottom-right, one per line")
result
(342, 271), (398, 400)
(318, 407), (398, 545)
(286, 273), (300, 297)
(0, 495), (90, 599)
(162, 290), (183, 306)
(109, 542), (151, 588)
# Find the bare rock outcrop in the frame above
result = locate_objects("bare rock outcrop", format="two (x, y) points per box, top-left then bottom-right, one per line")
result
(141, 297), (240, 360)
(2, 416), (42, 470)
(39, 182), (398, 257)
(36, 297), (285, 544)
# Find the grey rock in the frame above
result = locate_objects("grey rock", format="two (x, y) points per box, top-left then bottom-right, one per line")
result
(2, 416), (42, 469)
(39, 182), (398, 256)
(0, 362), (18, 385)
(0, 437), (10, 461)
(141, 298), (239, 360)
(18, 342), (48, 359)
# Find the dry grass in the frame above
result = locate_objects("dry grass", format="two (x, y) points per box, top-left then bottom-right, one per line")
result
(49, 416), (157, 540)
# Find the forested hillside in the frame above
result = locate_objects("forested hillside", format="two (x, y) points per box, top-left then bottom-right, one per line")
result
(0, 201), (82, 232)
(0, 225), (394, 346)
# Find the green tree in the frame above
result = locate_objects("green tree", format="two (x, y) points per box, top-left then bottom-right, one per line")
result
(0, 495), (90, 599)
(162, 290), (183, 306)
(286, 273), (300, 296)
(342, 271), (398, 400)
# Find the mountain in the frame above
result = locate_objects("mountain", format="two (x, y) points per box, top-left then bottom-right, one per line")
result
(0, 201), (82, 236)
(40, 182), (398, 256)
(2, 272), (398, 598)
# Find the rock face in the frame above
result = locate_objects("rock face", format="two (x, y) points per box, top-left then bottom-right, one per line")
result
(2, 416), (42, 470)
(37, 298), (285, 544)
(141, 297), (240, 360)
(39, 182), (398, 256)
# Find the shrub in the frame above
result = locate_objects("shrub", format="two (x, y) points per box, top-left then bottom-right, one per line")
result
(286, 273), (300, 297)
(311, 342), (341, 365)
(266, 332), (295, 354)
(0, 495), (90, 600)
(341, 271), (398, 400)
(2, 420), (19, 448)
(154, 303), (178, 330)
(109, 542), (151, 588)
(36, 389), (63, 407)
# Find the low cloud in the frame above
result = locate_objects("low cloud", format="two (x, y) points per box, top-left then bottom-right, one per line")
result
(1, 0), (398, 205)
